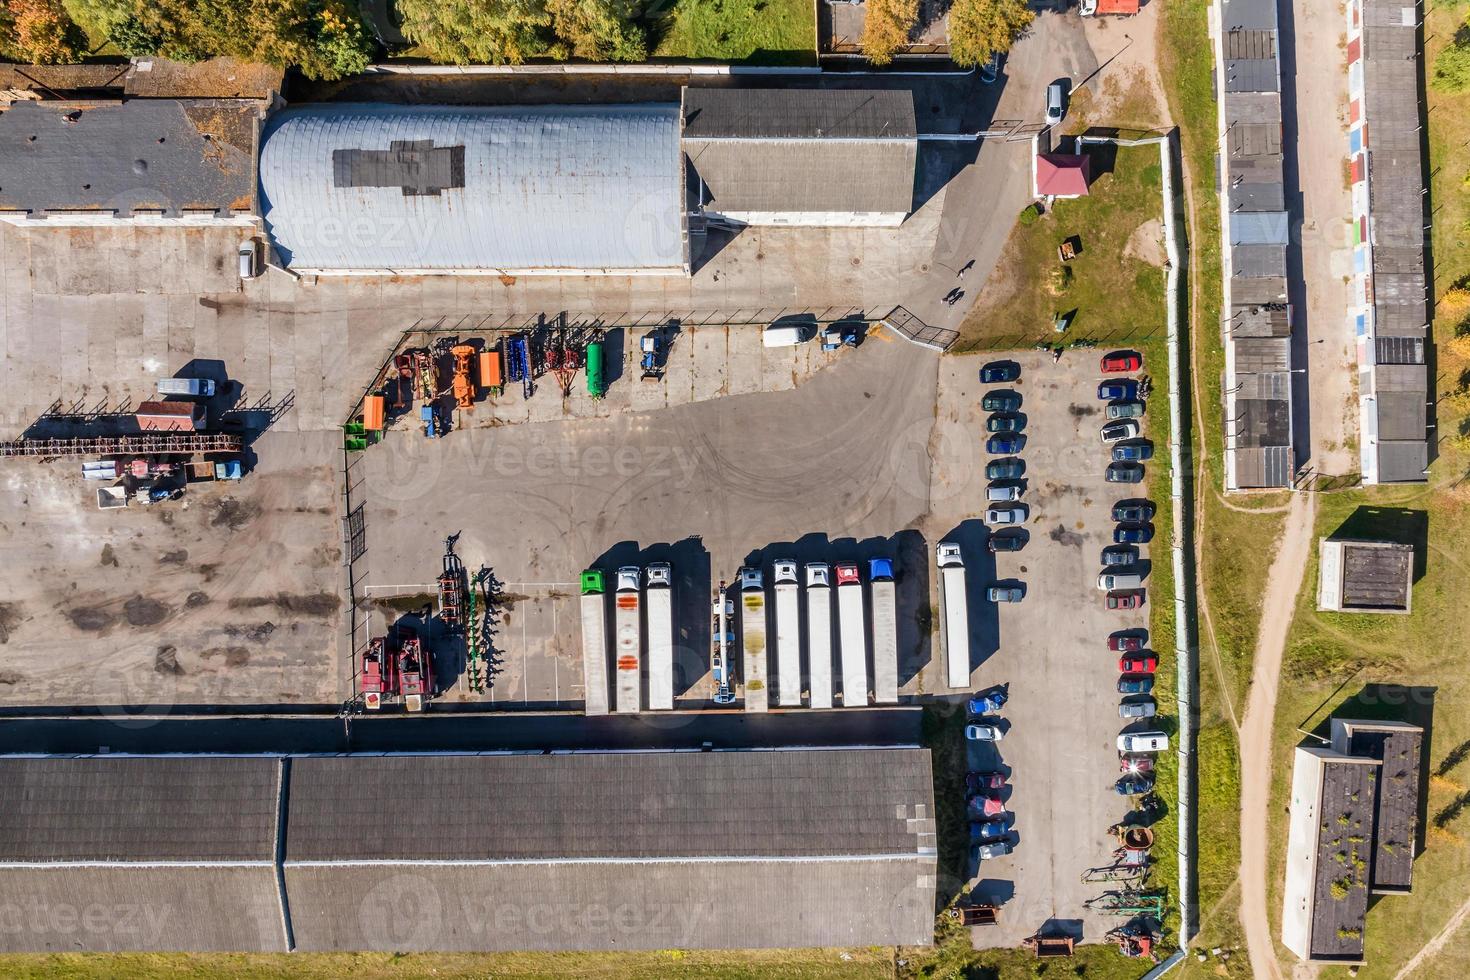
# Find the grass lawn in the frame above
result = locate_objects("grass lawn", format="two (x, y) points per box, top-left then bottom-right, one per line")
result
(956, 144), (1168, 352)
(650, 0), (816, 65)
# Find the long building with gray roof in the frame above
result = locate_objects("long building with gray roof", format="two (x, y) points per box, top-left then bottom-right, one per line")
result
(0, 748), (936, 952)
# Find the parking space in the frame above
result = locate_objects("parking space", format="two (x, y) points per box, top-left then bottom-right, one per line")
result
(922, 349), (1158, 946)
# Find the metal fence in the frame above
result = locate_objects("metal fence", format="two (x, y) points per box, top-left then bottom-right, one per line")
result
(880, 306), (959, 351)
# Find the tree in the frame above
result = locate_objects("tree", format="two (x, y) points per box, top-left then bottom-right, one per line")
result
(395, 0), (556, 64)
(546, 0), (646, 62)
(947, 0), (1032, 69)
(1432, 14), (1470, 92)
(6, 0), (86, 63)
(862, 0), (917, 67)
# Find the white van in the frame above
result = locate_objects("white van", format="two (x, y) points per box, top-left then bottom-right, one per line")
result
(1098, 571), (1144, 591)
(1117, 731), (1170, 753)
(763, 324), (816, 347)
(157, 377), (215, 398)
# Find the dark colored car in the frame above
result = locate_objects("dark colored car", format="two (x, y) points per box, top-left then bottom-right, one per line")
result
(1112, 500), (1156, 523)
(1119, 654), (1159, 673)
(982, 391), (1022, 413)
(987, 413), (1023, 433)
(1097, 380), (1138, 401)
(1115, 523), (1155, 544)
(970, 819), (1009, 841)
(1116, 774), (1156, 796)
(1102, 351), (1143, 373)
(1106, 462), (1145, 484)
(1108, 590), (1146, 610)
(986, 457), (1025, 480)
(987, 434), (1024, 454)
(1119, 674), (1156, 695)
(1108, 633), (1144, 653)
(989, 530), (1026, 554)
(966, 771), (1007, 793)
(1102, 545), (1137, 566)
(981, 362), (1021, 384)
(1113, 441), (1154, 462)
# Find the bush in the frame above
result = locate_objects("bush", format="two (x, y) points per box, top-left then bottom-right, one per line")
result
(1330, 878), (1350, 900)
(6, 0), (86, 63)
(861, 0), (917, 67)
(396, 0), (646, 65)
(1018, 203), (1041, 226)
(1432, 15), (1470, 92)
(947, 0), (1032, 69)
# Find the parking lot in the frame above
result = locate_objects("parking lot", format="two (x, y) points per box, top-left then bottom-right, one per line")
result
(923, 349), (1159, 947)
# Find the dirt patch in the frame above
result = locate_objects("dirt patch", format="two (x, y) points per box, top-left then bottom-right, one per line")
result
(372, 593), (438, 614)
(225, 622), (277, 643)
(123, 595), (171, 627)
(0, 671), (20, 685)
(202, 646), (251, 667)
(185, 591), (211, 608)
(0, 602), (22, 644)
(228, 592), (340, 617)
(1048, 524), (1085, 548)
(99, 544), (119, 567)
(154, 645), (183, 675)
(1069, 404), (1099, 417)
(159, 549), (190, 564)
(67, 607), (116, 632)
(195, 564), (219, 583)
(1124, 218), (1166, 267)
(210, 497), (261, 531)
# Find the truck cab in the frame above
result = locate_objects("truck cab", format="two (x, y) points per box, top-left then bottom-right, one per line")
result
(645, 563), (671, 587)
(739, 566), (764, 591)
(581, 569), (605, 594)
(616, 566), (641, 592)
(868, 557), (895, 581)
(805, 562), (831, 587)
(772, 559), (798, 584)
(834, 563), (860, 587)
(937, 542), (963, 568)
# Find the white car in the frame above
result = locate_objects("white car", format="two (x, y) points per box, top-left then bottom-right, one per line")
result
(805, 562), (831, 588)
(238, 239), (260, 279)
(965, 723), (1005, 742)
(1098, 571), (1144, 591)
(1101, 419), (1141, 444)
(1117, 731), (1170, 753)
(975, 840), (1012, 860)
(987, 505), (1025, 525)
(1045, 83), (1065, 126)
(773, 559), (798, 585)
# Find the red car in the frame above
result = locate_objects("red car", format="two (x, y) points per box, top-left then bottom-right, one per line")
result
(1119, 654), (1159, 673)
(966, 771), (1007, 793)
(1107, 589), (1146, 610)
(1101, 351), (1143, 373)
(1108, 633), (1145, 653)
(1120, 755), (1155, 774)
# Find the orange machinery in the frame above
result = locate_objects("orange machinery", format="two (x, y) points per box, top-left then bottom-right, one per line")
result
(451, 345), (476, 409)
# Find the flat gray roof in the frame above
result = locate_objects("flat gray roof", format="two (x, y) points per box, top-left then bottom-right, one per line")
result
(686, 137), (917, 216)
(1339, 540), (1413, 609)
(1309, 760), (1374, 960)
(1346, 724), (1422, 892)
(258, 104), (687, 272)
(682, 88), (917, 140)
(0, 99), (257, 217)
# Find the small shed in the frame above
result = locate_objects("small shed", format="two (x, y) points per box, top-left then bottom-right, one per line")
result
(1317, 538), (1413, 613)
(136, 400), (205, 432)
(1034, 153), (1091, 199)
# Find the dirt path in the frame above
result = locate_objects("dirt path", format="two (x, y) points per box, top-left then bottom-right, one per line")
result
(1238, 491), (1316, 980)
(1392, 890), (1470, 979)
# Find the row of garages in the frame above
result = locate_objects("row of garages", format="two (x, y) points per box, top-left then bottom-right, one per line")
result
(0, 748), (935, 952)
(0, 86), (920, 276)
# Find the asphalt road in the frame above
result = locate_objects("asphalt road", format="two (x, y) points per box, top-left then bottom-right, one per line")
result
(0, 706), (923, 755)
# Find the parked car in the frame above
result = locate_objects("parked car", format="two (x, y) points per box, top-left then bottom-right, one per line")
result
(1120, 754), (1155, 774)
(974, 840), (1013, 861)
(1112, 500), (1156, 523)
(987, 413), (1023, 433)
(987, 585), (1024, 603)
(1113, 441), (1154, 462)
(966, 723), (1005, 741)
(967, 795), (1006, 819)
(1098, 571), (1144, 591)
(987, 482), (1023, 502)
(1117, 731), (1169, 753)
(967, 689), (1008, 715)
(1101, 420), (1141, 444)
(982, 391), (1022, 413)
(1114, 523), (1155, 544)
(989, 530), (1026, 553)
(986, 457), (1025, 480)
(987, 434), (1023, 454)
(1106, 401), (1147, 420)
(986, 505), (1025, 525)
(1118, 675), (1155, 695)
(970, 817), (1009, 839)
(1108, 590), (1146, 611)
(1045, 82), (1066, 126)
(1119, 698), (1158, 720)
(158, 377), (216, 398)
(238, 239), (260, 279)
(1119, 654), (1159, 673)
(1102, 545), (1137, 566)
(1102, 351), (1143, 373)
(965, 771), (1007, 793)
(1097, 380), (1137, 401)
(1108, 633), (1144, 653)
(981, 362), (1020, 384)
(1106, 462), (1145, 484)
(1116, 774), (1156, 796)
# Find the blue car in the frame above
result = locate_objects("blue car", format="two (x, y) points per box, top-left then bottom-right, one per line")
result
(1115, 523), (1155, 544)
(969, 819), (1009, 841)
(1098, 380), (1138, 401)
(1118, 675), (1155, 695)
(987, 434), (1023, 454)
(981, 362), (1020, 384)
(1113, 441), (1155, 462)
(967, 690), (1009, 716)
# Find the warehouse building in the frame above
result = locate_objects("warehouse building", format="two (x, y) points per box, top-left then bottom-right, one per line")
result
(257, 103), (690, 275)
(0, 748), (936, 952)
(682, 88), (918, 228)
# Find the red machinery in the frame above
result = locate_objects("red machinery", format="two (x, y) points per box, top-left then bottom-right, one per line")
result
(397, 627), (433, 712)
(360, 635), (397, 710)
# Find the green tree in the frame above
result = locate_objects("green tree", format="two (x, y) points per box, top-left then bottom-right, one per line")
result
(395, 0), (556, 64)
(1432, 15), (1470, 92)
(5, 0), (86, 63)
(862, 0), (917, 67)
(947, 0), (1032, 69)
(546, 0), (646, 61)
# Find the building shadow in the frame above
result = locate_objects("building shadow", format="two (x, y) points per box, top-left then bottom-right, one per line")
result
(1328, 506), (1430, 582)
